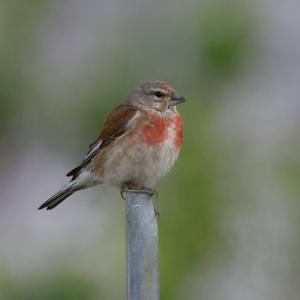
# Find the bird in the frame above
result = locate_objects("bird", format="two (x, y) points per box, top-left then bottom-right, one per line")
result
(38, 81), (185, 210)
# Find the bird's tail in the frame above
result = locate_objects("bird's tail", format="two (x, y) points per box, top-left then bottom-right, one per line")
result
(38, 181), (77, 210)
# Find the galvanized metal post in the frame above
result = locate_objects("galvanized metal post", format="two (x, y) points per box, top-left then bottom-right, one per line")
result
(124, 191), (159, 300)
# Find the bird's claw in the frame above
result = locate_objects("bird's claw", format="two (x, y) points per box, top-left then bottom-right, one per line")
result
(121, 187), (158, 199)
(120, 186), (159, 215)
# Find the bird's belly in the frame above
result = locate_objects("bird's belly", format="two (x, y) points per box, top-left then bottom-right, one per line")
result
(102, 137), (179, 188)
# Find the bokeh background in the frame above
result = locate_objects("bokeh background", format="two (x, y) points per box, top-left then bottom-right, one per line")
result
(0, 0), (300, 299)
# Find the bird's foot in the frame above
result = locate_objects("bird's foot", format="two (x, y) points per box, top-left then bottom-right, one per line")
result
(120, 184), (159, 215)
(154, 207), (160, 217)
(120, 186), (158, 200)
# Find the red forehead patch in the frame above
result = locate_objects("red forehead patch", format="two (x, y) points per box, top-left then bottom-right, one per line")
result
(157, 82), (171, 91)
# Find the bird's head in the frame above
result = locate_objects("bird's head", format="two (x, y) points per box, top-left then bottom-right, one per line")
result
(127, 81), (186, 112)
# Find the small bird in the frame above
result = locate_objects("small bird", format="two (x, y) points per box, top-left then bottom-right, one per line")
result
(39, 81), (185, 210)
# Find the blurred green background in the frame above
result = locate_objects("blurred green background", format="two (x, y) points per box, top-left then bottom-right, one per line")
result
(0, 0), (300, 299)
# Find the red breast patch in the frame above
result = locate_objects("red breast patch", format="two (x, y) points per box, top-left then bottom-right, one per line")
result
(173, 115), (183, 148)
(141, 114), (169, 145)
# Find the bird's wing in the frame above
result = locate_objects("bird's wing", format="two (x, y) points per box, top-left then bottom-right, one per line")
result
(66, 104), (139, 179)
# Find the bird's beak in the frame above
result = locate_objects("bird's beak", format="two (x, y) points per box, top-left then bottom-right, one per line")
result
(170, 94), (186, 106)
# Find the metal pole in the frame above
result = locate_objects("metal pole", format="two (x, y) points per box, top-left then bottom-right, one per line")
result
(124, 191), (159, 300)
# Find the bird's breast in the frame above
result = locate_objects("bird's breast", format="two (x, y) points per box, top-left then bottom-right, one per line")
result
(140, 114), (183, 149)
(172, 115), (183, 149)
(98, 113), (183, 188)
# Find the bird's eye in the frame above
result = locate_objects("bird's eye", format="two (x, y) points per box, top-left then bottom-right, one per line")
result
(154, 91), (164, 98)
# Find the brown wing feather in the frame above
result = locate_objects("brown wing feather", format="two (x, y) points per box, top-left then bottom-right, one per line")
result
(96, 104), (137, 140)
(67, 104), (138, 179)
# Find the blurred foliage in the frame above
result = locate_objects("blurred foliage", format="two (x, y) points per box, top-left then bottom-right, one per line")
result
(0, 271), (100, 300)
(0, 1), (49, 131)
(196, 0), (254, 80)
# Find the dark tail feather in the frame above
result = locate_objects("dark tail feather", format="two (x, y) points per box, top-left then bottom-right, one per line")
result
(39, 182), (76, 210)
